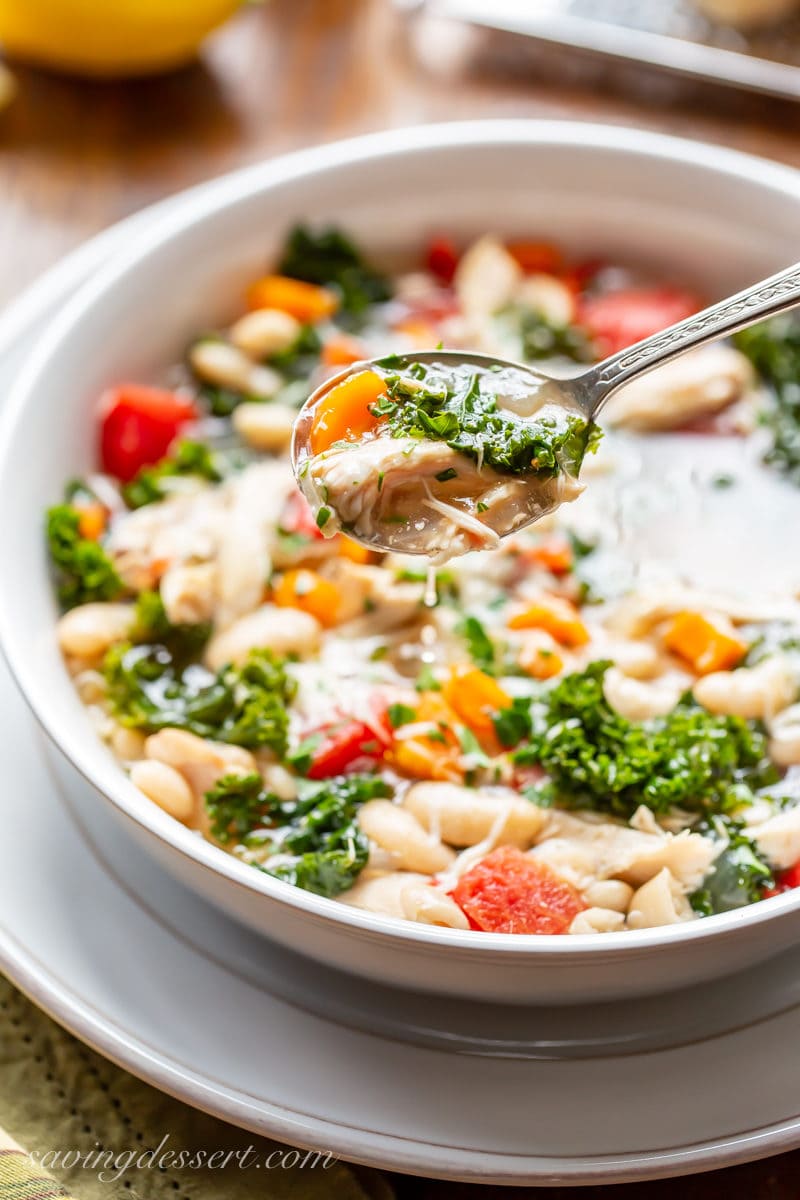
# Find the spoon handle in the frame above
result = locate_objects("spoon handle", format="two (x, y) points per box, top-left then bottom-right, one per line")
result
(576, 260), (800, 417)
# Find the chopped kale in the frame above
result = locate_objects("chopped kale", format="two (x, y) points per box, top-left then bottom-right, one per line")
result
(269, 323), (322, 379)
(46, 504), (122, 610)
(735, 317), (800, 484)
(690, 815), (774, 914)
(278, 225), (391, 318)
(104, 645), (295, 755)
(130, 590), (211, 663)
(493, 696), (533, 749)
(122, 441), (221, 509)
(378, 361), (601, 478)
(254, 774), (390, 897)
(205, 772), (280, 844)
(512, 661), (777, 818)
(507, 306), (596, 364)
(743, 621), (800, 667)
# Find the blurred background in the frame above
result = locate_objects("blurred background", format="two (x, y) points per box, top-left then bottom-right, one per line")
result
(2, 0), (800, 308)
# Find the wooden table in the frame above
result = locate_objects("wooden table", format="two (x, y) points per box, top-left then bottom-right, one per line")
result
(1, 0), (799, 1193)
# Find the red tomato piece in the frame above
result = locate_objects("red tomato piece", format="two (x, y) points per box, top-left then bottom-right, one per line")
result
(450, 846), (586, 935)
(764, 862), (800, 897)
(281, 490), (324, 540)
(426, 236), (460, 285)
(578, 287), (702, 356)
(305, 703), (393, 780)
(99, 384), (198, 481)
(506, 240), (563, 275)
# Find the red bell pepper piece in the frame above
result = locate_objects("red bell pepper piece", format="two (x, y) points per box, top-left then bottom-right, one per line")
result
(426, 236), (459, 285)
(764, 861), (800, 898)
(99, 384), (198, 481)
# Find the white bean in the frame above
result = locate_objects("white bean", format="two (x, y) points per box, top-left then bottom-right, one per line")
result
(189, 339), (281, 398)
(768, 703), (800, 766)
(232, 402), (296, 452)
(57, 603), (133, 659)
(73, 669), (107, 703)
(130, 759), (195, 823)
(358, 800), (455, 874)
(515, 273), (575, 326)
(110, 725), (147, 762)
(582, 879), (634, 913)
(144, 728), (255, 800)
(401, 884), (470, 929)
(205, 604), (320, 670)
(603, 638), (663, 680)
(693, 656), (797, 721)
(404, 782), (545, 849)
(602, 667), (682, 721)
(627, 868), (693, 930)
(159, 563), (216, 626)
(339, 872), (429, 919)
(229, 308), (300, 358)
(569, 907), (626, 934)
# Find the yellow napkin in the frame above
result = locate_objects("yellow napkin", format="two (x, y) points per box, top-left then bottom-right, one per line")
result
(0, 975), (394, 1200)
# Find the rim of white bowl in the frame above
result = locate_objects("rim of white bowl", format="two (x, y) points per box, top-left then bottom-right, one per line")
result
(4, 118), (800, 959)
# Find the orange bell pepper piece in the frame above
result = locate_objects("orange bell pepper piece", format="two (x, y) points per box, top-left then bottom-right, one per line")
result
(337, 535), (376, 565)
(322, 334), (366, 367)
(518, 642), (564, 680)
(442, 666), (512, 739)
(273, 568), (341, 628)
(76, 502), (107, 542)
(246, 274), (338, 323)
(389, 692), (465, 784)
(663, 611), (747, 675)
(507, 594), (589, 647)
(309, 369), (387, 455)
(524, 536), (574, 576)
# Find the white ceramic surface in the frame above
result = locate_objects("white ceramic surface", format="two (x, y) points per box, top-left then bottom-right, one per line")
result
(3, 122), (800, 1004)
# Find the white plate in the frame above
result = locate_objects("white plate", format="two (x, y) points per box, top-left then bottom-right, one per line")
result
(3, 201), (800, 1184)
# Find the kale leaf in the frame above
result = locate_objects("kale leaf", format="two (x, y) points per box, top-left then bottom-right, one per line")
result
(104, 645), (295, 755)
(508, 306), (596, 364)
(122, 440), (221, 509)
(46, 504), (123, 610)
(378, 362), (601, 478)
(204, 773), (390, 897)
(513, 661), (777, 818)
(278, 225), (391, 317)
(690, 815), (774, 914)
(130, 590), (212, 663)
(735, 317), (800, 484)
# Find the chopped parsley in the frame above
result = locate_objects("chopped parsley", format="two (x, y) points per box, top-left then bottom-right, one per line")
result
(315, 506), (332, 529)
(457, 615), (499, 675)
(387, 702), (417, 728)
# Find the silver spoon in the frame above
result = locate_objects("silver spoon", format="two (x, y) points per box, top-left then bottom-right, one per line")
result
(291, 260), (800, 552)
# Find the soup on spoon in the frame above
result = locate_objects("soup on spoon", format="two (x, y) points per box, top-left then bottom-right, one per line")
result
(292, 351), (601, 562)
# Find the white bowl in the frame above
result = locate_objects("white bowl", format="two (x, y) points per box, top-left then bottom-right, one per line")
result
(3, 120), (800, 1005)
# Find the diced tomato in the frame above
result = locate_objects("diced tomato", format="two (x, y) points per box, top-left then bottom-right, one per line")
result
(450, 846), (586, 935)
(578, 287), (702, 356)
(99, 385), (198, 482)
(281, 490), (324, 540)
(426, 236), (460, 285)
(506, 240), (563, 276)
(305, 700), (393, 779)
(764, 862), (800, 898)
(561, 257), (605, 295)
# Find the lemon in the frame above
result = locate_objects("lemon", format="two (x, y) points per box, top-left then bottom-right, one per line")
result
(0, 0), (245, 78)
